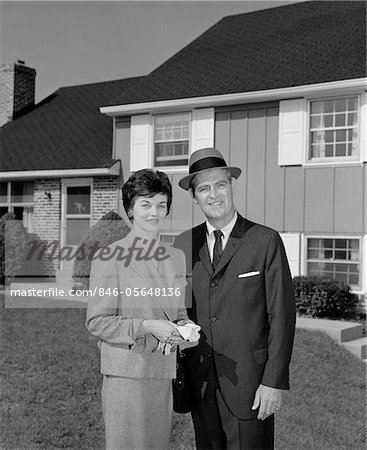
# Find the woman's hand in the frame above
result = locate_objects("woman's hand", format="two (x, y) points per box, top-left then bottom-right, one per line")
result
(175, 318), (195, 326)
(142, 319), (184, 345)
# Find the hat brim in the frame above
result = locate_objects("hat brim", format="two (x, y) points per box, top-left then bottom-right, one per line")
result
(178, 166), (241, 190)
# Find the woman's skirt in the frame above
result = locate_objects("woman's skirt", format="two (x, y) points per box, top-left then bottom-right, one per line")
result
(102, 375), (173, 450)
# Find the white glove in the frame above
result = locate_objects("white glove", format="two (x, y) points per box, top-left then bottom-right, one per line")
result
(175, 323), (201, 342)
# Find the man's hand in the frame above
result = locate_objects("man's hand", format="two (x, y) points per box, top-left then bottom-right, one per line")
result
(251, 384), (282, 420)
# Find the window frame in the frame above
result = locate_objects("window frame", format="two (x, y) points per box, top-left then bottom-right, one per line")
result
(305, 94), (361, 165)
(304, 235), (363, 292)
(159, 232), (179, 246)
(0, 181), (35, 232)
(60, 178), (93, 251)
(152, 111), (191, 170)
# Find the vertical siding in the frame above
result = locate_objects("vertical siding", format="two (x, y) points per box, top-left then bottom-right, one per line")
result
(119, 106), (365, 238)
(214, 104), (365, 235)
(304, 168), (334, 232)
(169, 173), (193, 233)
(114, 118), (131, 174)
(228, 110), (247, 217)
(334, 167), (363, 233)
(214, 112), (231, 163)
(114, 117), (131, 217)
(215, 104), (282, 229)
(284, 167), (304, 231)
(246, 109), (266, 224)
(264, 107), (284, 230)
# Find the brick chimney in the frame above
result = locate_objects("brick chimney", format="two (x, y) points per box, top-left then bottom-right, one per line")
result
(0, 60), (36, 127)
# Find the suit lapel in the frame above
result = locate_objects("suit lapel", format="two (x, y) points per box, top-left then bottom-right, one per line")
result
(213, 214), (255, 277)
(213, 236), (243, 277)
(194, 224), (212, 276)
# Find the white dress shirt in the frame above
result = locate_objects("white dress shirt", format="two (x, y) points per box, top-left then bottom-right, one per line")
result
(206, 211), (238, 263)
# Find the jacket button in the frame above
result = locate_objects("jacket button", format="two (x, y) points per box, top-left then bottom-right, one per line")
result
(210, 316), (218, 322)
(210, 282), (216, 287)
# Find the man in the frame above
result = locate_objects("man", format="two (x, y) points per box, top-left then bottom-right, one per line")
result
(174, 148), (296, 450)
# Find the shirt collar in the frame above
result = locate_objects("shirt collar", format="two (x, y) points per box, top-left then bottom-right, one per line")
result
(206, 211), (238, 239)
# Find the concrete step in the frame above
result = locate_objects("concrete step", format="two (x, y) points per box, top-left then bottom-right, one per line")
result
(57, 272), (74, 283)
(342, 337), (367, 360)
(56, 261), (75, 278)
(296, 317), (363, 343)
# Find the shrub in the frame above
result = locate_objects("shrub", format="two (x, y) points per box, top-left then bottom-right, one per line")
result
(292, 276), (358, 319)
(72, 211), (130, 290)
(0, 212), (29, 284)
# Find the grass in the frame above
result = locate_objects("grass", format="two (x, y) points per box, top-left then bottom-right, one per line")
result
(1, 295), (366, 450)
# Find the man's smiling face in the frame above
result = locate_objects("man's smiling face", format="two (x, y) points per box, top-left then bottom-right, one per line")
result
(192, 168), (235, 227)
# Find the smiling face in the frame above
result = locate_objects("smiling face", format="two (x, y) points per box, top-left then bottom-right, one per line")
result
(131, 193), (168, 237)
(192, 168), (235, 229)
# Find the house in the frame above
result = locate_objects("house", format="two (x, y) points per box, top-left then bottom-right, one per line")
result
(1, 1), (366, 302)
(1, 61), (141, 277)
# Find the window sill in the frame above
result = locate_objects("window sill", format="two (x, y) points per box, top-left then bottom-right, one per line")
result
(302, 159), (363, 168)
(153, 166), (189, 174)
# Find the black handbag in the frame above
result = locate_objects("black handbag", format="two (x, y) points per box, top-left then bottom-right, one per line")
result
(172, 348), (192, 413)
(157, 303), (193, 414)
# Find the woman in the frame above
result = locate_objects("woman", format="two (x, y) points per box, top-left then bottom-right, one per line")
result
(86, 169), (194, 450)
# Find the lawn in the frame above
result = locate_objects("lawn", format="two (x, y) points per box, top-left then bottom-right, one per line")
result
(1, 295), (366, 450)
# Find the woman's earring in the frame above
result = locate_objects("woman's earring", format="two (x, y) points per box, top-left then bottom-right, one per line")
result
(127, 210), (133, 219)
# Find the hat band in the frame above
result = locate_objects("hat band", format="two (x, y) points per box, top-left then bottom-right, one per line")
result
(190, 156), (227, 175)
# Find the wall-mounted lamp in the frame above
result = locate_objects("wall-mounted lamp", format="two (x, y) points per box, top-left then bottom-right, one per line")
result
(44, 191), (52, 202)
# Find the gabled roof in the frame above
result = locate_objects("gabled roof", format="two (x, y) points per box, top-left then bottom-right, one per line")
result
(1, 76), (141, 172)
(105, 1), (366, 107)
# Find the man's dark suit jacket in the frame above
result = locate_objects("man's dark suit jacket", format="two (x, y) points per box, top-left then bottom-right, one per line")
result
(174, 214), (296, 420)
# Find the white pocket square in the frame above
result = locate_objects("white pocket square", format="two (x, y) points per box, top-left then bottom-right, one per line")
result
(238, 271), (260, 278)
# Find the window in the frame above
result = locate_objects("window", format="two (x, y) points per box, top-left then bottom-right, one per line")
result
(153, 113), (190, 167)
(306, 237), (360, 288)
(309, 96), (359, 161)
(64, 183), (91, 246)
(0, 181), (34, 232)
(160, 233), (177, 246)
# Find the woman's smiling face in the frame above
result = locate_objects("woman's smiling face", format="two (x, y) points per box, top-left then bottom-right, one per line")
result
(131, 193), (168, 236)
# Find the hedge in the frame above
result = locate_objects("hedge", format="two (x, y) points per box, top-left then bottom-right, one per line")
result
(0, 212), (29, 283)
(293, 275), (358, 319)
(72, 211), (130, 290)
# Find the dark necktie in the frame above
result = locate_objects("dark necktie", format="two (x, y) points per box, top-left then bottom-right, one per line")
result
(212, 230), (223, 270)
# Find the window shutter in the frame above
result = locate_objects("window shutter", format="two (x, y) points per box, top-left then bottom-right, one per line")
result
(191, 108), (214, 152)
(278, 99), (305, 166)
(360, 92), (367, 162)
(130, 114), (151, 171)
(280, 232), (300, 277)
(363, 235), (367, 300)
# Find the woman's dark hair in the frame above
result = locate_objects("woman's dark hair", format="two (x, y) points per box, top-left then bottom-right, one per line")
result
(122, 169), (172, 220)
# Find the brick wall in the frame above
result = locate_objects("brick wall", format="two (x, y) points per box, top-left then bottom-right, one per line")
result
(0, 62), (36, 127)
(91, 176), (119, 225)
(23, 176), (119, 276)
(31, 179), (62, 274)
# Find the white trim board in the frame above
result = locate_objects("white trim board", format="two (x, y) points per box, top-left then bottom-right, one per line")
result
(100, 78), (367, 116)
(0, 162), (121, 180)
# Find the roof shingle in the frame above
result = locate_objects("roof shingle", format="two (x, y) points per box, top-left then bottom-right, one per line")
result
(1, 77), (141, 172)
(105, 1), (366, 107)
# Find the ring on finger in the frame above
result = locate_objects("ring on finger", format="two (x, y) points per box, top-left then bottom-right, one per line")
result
(275, 405), (281, 410)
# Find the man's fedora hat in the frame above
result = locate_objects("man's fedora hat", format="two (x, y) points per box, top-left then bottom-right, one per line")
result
(178, 147), (241, 190)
